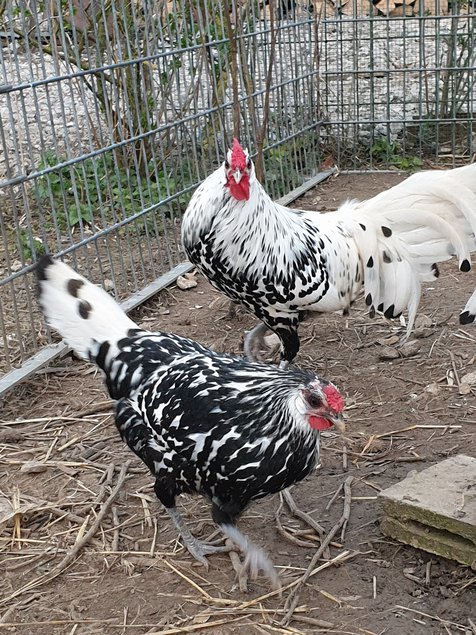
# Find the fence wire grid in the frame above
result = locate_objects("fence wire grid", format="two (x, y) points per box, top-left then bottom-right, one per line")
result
(0, 0), (475, 394)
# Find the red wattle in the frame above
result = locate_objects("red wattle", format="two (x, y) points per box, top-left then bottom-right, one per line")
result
(309, 415), (333, 431)
(227, 177), (250, 201)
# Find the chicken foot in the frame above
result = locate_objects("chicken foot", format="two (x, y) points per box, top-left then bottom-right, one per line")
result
(243, 322), (269, 362)
(219, 523), (281, 589)
(166, 507), (230, 567)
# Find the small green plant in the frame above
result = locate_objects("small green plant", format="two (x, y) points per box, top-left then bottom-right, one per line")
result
(34, 150), (192, 232)
(35, 151), (94, 229)
(371, 137), (423, 171)
(18, 229), (45, 261)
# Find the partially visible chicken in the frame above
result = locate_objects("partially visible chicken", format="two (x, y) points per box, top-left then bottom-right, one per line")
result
(36, 255), (345, 587)
(182, 139), (476, 366)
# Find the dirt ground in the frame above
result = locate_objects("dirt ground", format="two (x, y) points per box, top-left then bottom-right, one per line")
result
(1, 171), (476, 635)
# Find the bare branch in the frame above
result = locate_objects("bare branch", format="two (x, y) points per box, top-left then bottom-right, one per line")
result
(255, 0), (278, 182)
(223, 0), (240, 140)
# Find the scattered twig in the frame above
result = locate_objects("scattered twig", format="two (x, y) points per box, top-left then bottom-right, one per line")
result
(275, 500), (315, 548)
(291, 615), (334, 628)
(144, 616), (247, 635)
(325, 483), (343, 511)
(449, 351), (461, 387)
(0, 461), (131, 606)
(375, 424), (461, 439)
(281, 489), (327, 550)
(222, 0), (240, 140)
(254, 0), (277, 181)
(111, 505), (120, 552)
(425, 560), (432, 586)
(163, 560), (235, 606)
(77, 400), (114, 417)
(395, 605), (467, 629)
(281, 476), (354, 625)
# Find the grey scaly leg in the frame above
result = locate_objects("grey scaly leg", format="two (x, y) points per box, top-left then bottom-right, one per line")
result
(166, 507), (230, 567)
(219, 523), (281, 589)
(243, 322), (268, 362)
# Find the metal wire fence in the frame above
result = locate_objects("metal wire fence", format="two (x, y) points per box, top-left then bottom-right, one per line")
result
(0, 0), (475, 394)
(319, 0), (476, 167)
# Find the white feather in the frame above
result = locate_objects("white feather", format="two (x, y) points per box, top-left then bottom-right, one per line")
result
(38, 258), (137, 360)
(327, 163), (476, 333)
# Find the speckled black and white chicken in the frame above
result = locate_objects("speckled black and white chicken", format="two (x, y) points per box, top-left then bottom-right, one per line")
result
(36, 255), (345, 586)
(182, 139), (476, 366)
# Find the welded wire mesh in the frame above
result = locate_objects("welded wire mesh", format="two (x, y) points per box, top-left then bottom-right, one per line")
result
(0, 0), (475, 388)
(0, 0), (321, 381)
(318, 0), (476, 167)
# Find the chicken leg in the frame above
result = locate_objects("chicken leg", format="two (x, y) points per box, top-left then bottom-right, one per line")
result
(219, 523), (281, 589)
(243, 322), (268, 361)
(166, 507), (230, 566)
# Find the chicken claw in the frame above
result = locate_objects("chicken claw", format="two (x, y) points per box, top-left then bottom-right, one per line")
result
(244, 322), (268, 362)
(167, 507), (230, 567)
(220, 523), (281, 589)
(183, 536), (231, 569)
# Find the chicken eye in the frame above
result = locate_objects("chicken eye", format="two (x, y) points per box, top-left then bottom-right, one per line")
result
(247, 159), (251, 169)
(224, 160), (230, 169)
(307, 394), (322, 408)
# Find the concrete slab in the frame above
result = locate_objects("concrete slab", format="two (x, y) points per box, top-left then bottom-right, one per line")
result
(379, 455), (476, 568)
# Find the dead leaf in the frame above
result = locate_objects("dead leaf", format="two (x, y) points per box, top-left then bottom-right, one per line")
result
(414, 315), (432, 330)
(377, 335), (399, 346)
(0, 429), (24, 444)
(0, 495), (39, 530)
(192, 615), (211, 625)
(460, 371), (476, 386)
(20, 460), (48, 474)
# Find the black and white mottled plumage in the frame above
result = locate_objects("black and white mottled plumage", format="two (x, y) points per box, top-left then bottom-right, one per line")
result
(181, 139), (476, 364)
(36, 255), (344, 586)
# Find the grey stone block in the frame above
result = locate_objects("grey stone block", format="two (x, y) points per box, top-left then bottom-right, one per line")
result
(378, 455), (476, 568)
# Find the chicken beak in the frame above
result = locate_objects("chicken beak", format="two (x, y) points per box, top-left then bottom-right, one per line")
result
(232, 169), (243, 183)
(332, 414), (346, 434)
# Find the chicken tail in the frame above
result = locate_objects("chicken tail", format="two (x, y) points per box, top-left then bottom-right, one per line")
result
(341, 163), (476, 335)
(460, 288), (476, 325)
(36, 255), (138, 362)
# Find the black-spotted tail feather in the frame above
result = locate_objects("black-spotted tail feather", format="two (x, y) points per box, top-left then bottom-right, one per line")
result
(460, 288), (476, 326)
(36, 255), (137, 361)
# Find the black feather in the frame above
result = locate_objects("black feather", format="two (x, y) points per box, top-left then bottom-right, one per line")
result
(460, 259), (471, 273)
(460, 311), (475, 325)
(36, 254), (55, 281)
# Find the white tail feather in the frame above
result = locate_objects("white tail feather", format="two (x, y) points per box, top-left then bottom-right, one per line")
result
(37, 256), (138, 360)
(335, 163), (476, 333)
(460, 288), (476, 325)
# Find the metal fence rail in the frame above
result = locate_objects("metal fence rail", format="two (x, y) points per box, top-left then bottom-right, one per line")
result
(0, 0), (475, 395)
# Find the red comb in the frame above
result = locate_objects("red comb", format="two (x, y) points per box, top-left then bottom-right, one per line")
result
(231, 138), (247, 170)
(324, 385), (344, 412)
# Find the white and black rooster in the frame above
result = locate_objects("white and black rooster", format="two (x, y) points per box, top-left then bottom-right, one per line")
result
(182, 139), (476, 366)
(36, 255), (344, 587)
